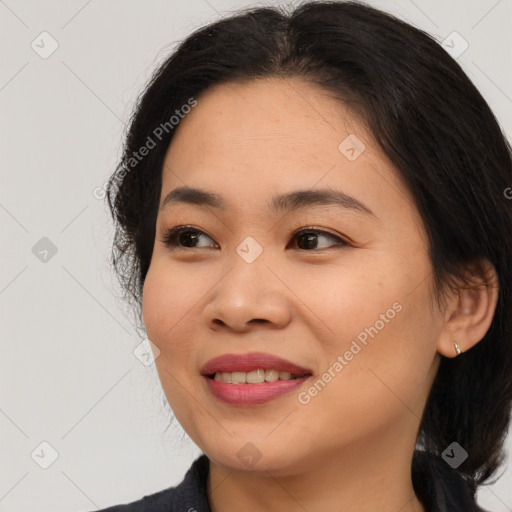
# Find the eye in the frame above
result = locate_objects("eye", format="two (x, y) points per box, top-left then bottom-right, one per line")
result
(161, 225), (349, 251)
(289, 228), (349, 251)
(160, 226), (218, 249)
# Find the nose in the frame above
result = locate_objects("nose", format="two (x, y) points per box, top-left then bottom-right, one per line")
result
(202, 257), (292, 333)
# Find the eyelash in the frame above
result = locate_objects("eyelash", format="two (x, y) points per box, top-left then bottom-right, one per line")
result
(160, 225), (350, 251)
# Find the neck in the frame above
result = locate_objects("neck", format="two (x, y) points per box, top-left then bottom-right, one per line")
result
(206, 418), (425, 512)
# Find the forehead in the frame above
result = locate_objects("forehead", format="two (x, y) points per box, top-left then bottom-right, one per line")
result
(159, 77), (418, 227)
(167, 77), (362, 159)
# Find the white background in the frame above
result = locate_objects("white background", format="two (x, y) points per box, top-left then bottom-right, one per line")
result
(1, 0), (511, 510)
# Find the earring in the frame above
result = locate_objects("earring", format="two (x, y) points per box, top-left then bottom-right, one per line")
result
(454, 341), (462, 356)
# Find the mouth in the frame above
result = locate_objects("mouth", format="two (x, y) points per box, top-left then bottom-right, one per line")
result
(201, 352), (313, 381)
(200, 352), (313, 406)
(203, 372), (312, 407)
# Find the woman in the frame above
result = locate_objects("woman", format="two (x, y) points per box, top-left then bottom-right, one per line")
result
(93, 1), (512, 511)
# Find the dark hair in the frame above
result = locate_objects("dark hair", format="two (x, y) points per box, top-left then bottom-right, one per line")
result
(106, 0), (512, 496)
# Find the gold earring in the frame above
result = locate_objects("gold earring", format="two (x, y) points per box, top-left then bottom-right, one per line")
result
(454, 341), (462, 356)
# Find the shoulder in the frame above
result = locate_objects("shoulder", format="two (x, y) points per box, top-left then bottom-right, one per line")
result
(84, 454), (210, 512)
(89, 486), (175, 512)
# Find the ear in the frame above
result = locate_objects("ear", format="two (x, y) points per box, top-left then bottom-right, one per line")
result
(437, 259), (499, 358)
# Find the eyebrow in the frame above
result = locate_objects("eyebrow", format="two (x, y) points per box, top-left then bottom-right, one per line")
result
(160, 186), (376, 217)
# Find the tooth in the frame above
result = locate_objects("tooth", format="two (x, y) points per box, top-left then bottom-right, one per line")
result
(212, 369), (302, 384)
(231, 371), (247, 384)
(246, 369), (265, 384)
(264, 369), (279, 382)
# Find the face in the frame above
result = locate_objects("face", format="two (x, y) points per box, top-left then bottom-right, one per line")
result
(142, 77), (444, 475)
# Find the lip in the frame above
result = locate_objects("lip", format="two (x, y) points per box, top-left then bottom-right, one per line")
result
(201, 352), (313, 407)
(204, 377), (312, 406)
(201, 352), (312, 376)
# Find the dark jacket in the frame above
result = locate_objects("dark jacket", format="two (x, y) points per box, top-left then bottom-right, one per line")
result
(88, 453), (489, 512)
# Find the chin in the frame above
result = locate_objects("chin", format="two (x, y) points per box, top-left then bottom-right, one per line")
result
(203, 439), (309, 476)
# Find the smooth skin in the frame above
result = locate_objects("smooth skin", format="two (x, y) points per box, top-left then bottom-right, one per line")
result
(142, 77), (498, 512)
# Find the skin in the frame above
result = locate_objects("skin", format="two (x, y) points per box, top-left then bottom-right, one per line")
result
(142, 77), (498, 512)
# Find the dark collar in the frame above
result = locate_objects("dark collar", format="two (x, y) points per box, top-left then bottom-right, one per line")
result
(140, 453), (487, 512)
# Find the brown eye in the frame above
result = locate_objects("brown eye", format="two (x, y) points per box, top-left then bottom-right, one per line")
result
(291, 229), (348, 250)
(160, 226), (349, 251)
(161, 226), (218, 249)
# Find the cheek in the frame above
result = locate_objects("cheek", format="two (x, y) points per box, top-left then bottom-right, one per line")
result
(142, 262), (200, 407)
(333, 284), (437, 417)
(291, 253), (419, 350)
(142, 261), (199, 351)
(141, 260), (215, 445)
(310, 252), (438, 411)
(142, 264), (170, 343)
(303, 314), (437, 450)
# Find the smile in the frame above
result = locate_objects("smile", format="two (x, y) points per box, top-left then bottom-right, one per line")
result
(201, 352), (313, 406)
(210, 368), (308, 384)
